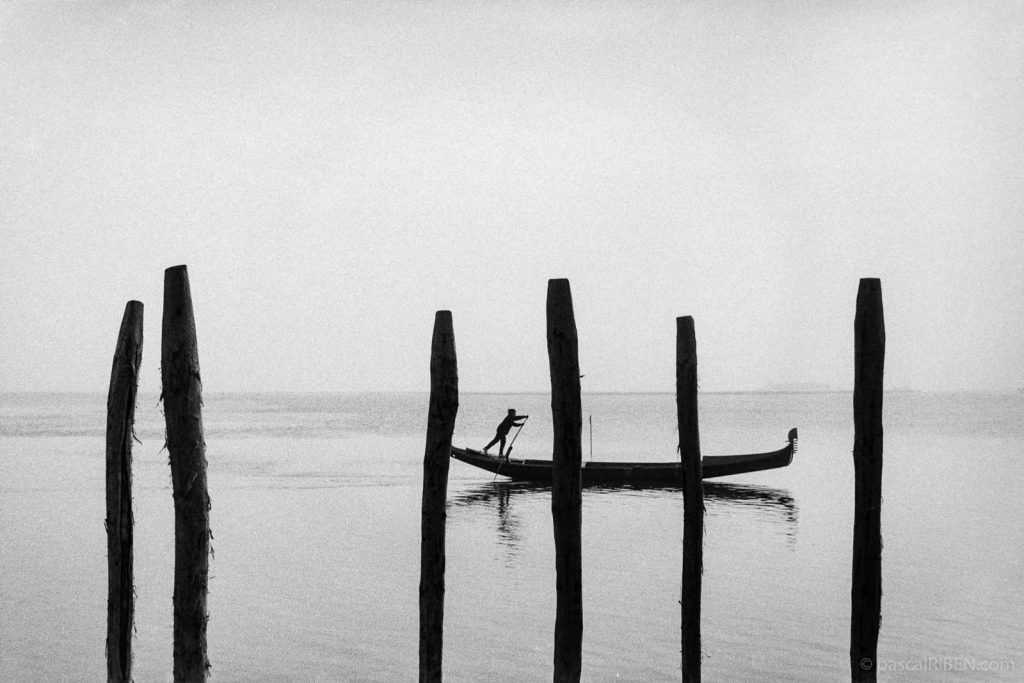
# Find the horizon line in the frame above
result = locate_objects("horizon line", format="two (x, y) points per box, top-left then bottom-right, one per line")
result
(3, 387), (1019, 396)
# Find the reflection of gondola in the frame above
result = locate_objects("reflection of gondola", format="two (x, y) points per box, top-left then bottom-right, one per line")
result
(449, 480), (798, 522)
(451, 428), (797, 484)
(703, 482), (799, 532)
(448, 481), (551, 508)
(448, 481), (799, 555)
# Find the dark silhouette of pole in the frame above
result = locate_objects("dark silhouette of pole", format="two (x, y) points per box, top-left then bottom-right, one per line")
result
(547, 278), (583, 683)
(162, 265), (210, 682)
(419, 310), (458, 683)
(106, 301), (143, 683)
(851, 278), (884, 681)
(676, 316), (703, 682)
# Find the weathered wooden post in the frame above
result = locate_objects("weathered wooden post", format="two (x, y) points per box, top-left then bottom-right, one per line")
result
(547, 278), (583, 682)
(851, 278), (884, 681)
(162, 265), (210, 682)
(676, 316), (703, 682)
(106, 301), (143, 683)
(419, 310), (458, 683)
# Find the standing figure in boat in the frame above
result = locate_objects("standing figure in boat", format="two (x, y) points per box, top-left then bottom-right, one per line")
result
(483, 408), (529, 458)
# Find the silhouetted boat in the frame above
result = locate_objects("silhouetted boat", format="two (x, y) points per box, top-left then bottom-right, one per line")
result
(451, 428), (797, 485)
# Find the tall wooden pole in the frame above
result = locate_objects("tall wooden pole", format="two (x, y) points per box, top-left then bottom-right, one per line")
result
(547, 278), (583, 683)
(851, 278), (884, 681)
(419, 310), (458, 683)
(162, 265), (210, 682)
(106, 301), (143, 683)
(677, 316), (703, 682)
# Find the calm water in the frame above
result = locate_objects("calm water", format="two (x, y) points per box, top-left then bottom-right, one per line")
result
(1, 391), (1022, 681)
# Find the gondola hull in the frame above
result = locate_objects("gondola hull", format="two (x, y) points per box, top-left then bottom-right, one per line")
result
(451, 428), (797, 485)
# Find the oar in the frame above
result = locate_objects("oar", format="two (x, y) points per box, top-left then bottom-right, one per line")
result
(505, 417), (527, 459)
(492, 418), (528, 482)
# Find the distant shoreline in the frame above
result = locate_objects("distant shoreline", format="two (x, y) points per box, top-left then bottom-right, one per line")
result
(3, 388), (1020, 397)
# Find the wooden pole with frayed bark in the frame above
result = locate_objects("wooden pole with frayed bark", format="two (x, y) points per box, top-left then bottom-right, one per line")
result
(162, 265), (211, 682)
(851, 278), (884, 681)
(106, 300), (143, 683)
(677, 316), (703, 683)
(547, 278), (583, 683)
(419, 310), (458, 682)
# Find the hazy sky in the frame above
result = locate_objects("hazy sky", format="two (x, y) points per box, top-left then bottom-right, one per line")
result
(2, 2), (1022, 394)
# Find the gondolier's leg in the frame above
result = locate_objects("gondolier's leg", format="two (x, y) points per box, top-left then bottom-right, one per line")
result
(483, 434), (501, 454)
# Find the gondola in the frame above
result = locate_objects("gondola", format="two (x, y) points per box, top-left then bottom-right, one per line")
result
(450, 428), (797, 485)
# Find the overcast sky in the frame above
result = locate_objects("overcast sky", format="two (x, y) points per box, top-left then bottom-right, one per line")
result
(2, 2), (1022, 394)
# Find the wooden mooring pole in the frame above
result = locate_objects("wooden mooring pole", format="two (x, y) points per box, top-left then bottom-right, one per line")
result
(106, 301), (143, 683)
(676, 316), (703, 683)
(419, 310), (458, 683)
(851, 278), (884, 682)
(547, 278), (583, 682)
(162, 265), (211, 682)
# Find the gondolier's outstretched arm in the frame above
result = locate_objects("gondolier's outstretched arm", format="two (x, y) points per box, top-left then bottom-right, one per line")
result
(483, 408), (528, 457)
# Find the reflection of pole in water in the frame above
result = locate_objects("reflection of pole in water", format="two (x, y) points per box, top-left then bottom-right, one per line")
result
(448, 483), (546, 560)
(496, 485), (512, 539)
(494, 485), (521, 563)
(497, 484), (509, 517)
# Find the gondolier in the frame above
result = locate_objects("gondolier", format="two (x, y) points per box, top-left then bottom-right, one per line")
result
(483, 408), (529, 458)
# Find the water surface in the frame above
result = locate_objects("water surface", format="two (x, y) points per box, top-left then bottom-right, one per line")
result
(1, 391), (1021, 680)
